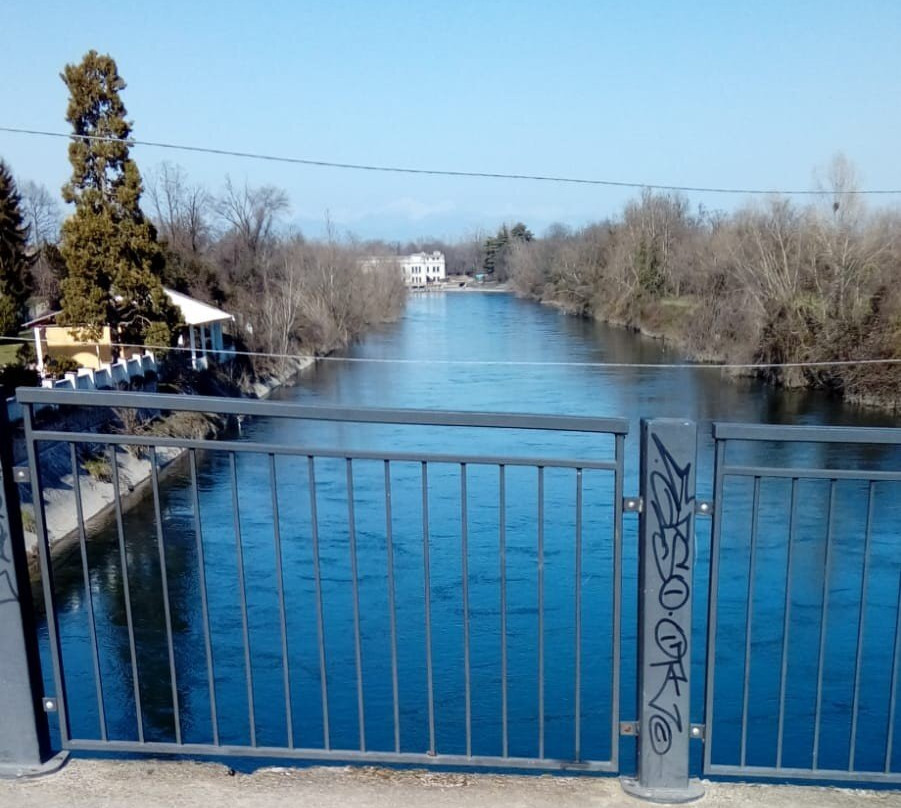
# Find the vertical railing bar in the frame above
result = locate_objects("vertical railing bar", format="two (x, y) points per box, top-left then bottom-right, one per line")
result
(422, 462), (436, 755)
(108, 443), (143, 743)
(499, 464), (508, 758)
(230, 452), (256, 747)
(812, 479), (837, 770)
(884, 568), (901, 773)
(612, 435), (624, 771)
(702, 439), (726, 774)
(346, 459), (366, 752)
(22, 405), (70, 745)
(189, 450), (219, 746)
(574, 468), (583, 763)
(849, 481), (875, 771)
(739, 476), (761, 768)
(70, 442), (106, 741)
(776, 477), (799, 770)
(384, 461), (400, 753)
(269, 455), (294, 749)
(307, 456), (330, 750)
(538, 465), (545, 760)
(461, 463), (472, 757)
(149, 446), (182, 746)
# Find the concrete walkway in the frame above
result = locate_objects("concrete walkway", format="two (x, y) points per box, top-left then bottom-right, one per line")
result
(2, 760), (901, 808)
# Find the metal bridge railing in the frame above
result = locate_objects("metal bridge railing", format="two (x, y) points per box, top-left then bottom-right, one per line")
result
(705, 422), (901, 785)
(5, 387), (628, 775)
(5, 387), (901, 800)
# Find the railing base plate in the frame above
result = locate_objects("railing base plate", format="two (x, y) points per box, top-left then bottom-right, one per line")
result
(0, 751), (69, 780)
(620, 776), (705, 804)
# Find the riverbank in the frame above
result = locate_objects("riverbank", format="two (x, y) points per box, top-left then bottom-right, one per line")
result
(409, 283), (511, 294)
(442, 283), (511, 294)
(21, 355), (314, 566)
(534, 292), (901, 413)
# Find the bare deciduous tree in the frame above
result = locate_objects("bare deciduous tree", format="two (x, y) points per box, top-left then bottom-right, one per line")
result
(504, 166), (901, 404)
(20, 180), (60, 246)
(19, 180), (63, 309)
(216, 177), (289, 284)
(147, 162), (212, 256)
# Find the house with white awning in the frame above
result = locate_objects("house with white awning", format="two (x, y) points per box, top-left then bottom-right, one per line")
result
(26, 289), (235, 375)
(164, 288), (235, 371)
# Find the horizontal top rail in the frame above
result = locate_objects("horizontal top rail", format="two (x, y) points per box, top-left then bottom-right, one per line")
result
(28, 430), (620, 471)
(721, 464), (901, 482)
(16, 387), (630, 435)
(714, 422), (901, 445)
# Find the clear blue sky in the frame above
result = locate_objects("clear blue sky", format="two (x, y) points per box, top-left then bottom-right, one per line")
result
(3, 0), (900, 240)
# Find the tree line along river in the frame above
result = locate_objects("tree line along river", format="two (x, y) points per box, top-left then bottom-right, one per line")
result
(38, 292), (901, 775)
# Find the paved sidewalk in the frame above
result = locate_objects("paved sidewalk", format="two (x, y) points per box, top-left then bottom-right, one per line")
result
(3, 760), (901, 808)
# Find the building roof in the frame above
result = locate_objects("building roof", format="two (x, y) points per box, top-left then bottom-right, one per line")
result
(24, 291), (234, 330)
(164, 288), (233, 326)
(23, 310), (63, 328)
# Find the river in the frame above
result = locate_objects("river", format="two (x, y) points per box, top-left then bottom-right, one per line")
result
(39, 292), (901, 776)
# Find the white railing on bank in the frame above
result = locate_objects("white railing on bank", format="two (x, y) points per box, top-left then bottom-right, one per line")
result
(5, 352), (156, 424)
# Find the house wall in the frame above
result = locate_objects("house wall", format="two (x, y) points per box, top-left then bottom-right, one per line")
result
(41, 326), (113, 370)
(400, 252), (446, 286)
(359, 252), (446, 287)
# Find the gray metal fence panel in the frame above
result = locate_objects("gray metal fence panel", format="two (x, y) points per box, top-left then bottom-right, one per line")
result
(704, 422), (901, 784)
(17, 388), (627, 773)
(13, 387), (901, 792)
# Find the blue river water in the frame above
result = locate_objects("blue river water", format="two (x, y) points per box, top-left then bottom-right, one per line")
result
(38, 292), (901, 777)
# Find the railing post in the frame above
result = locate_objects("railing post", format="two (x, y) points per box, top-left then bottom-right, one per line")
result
(623, 419), (703, 803)
(0, 406), (66, 778)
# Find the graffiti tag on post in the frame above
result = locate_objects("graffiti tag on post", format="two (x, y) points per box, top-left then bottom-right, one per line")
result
(646, 433), (693, 756)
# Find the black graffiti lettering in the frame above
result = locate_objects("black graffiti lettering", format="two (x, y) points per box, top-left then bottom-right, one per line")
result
(654, 618), (687, 660)
(649, 714), (674, 755)
(659, 574), (689, 611)
(646, 434), (693, 758)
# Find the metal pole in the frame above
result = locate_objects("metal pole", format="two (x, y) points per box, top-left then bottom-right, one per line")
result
(0, 405), (67, 777)
(189, 326), (197, 370)
(622, 419), (703, 803)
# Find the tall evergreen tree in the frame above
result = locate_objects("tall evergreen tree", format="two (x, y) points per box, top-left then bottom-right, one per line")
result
(59, 50), (177, 343)
(0, 161), (31, 336)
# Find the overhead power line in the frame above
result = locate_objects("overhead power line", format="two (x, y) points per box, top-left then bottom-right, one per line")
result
(108, 344), (901, 370)
(1, 334), (898, 370)
(1, 125), (899, 196)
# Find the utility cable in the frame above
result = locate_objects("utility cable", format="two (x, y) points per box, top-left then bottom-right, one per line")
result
(3, 334), (898, 371)
(1, 126), (899, 196)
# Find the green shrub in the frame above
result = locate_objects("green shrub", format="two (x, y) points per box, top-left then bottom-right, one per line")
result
(144, 321), (173, 357)
(0, 363), (40, 398)
(16, 341), (36, 365)
(82, 455), (113, 483)
(44, 355), (80, 376)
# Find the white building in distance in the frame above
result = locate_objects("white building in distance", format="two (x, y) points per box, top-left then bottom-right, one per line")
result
(361, 251), (446, 287)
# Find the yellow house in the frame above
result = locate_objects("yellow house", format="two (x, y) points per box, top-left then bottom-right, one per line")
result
(25, 312), (114, 371)
(26, 289), (234, 375)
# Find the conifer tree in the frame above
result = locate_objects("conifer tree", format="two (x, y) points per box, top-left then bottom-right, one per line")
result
(0, 161), (31, 335)
(59, 50), (177, 343)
